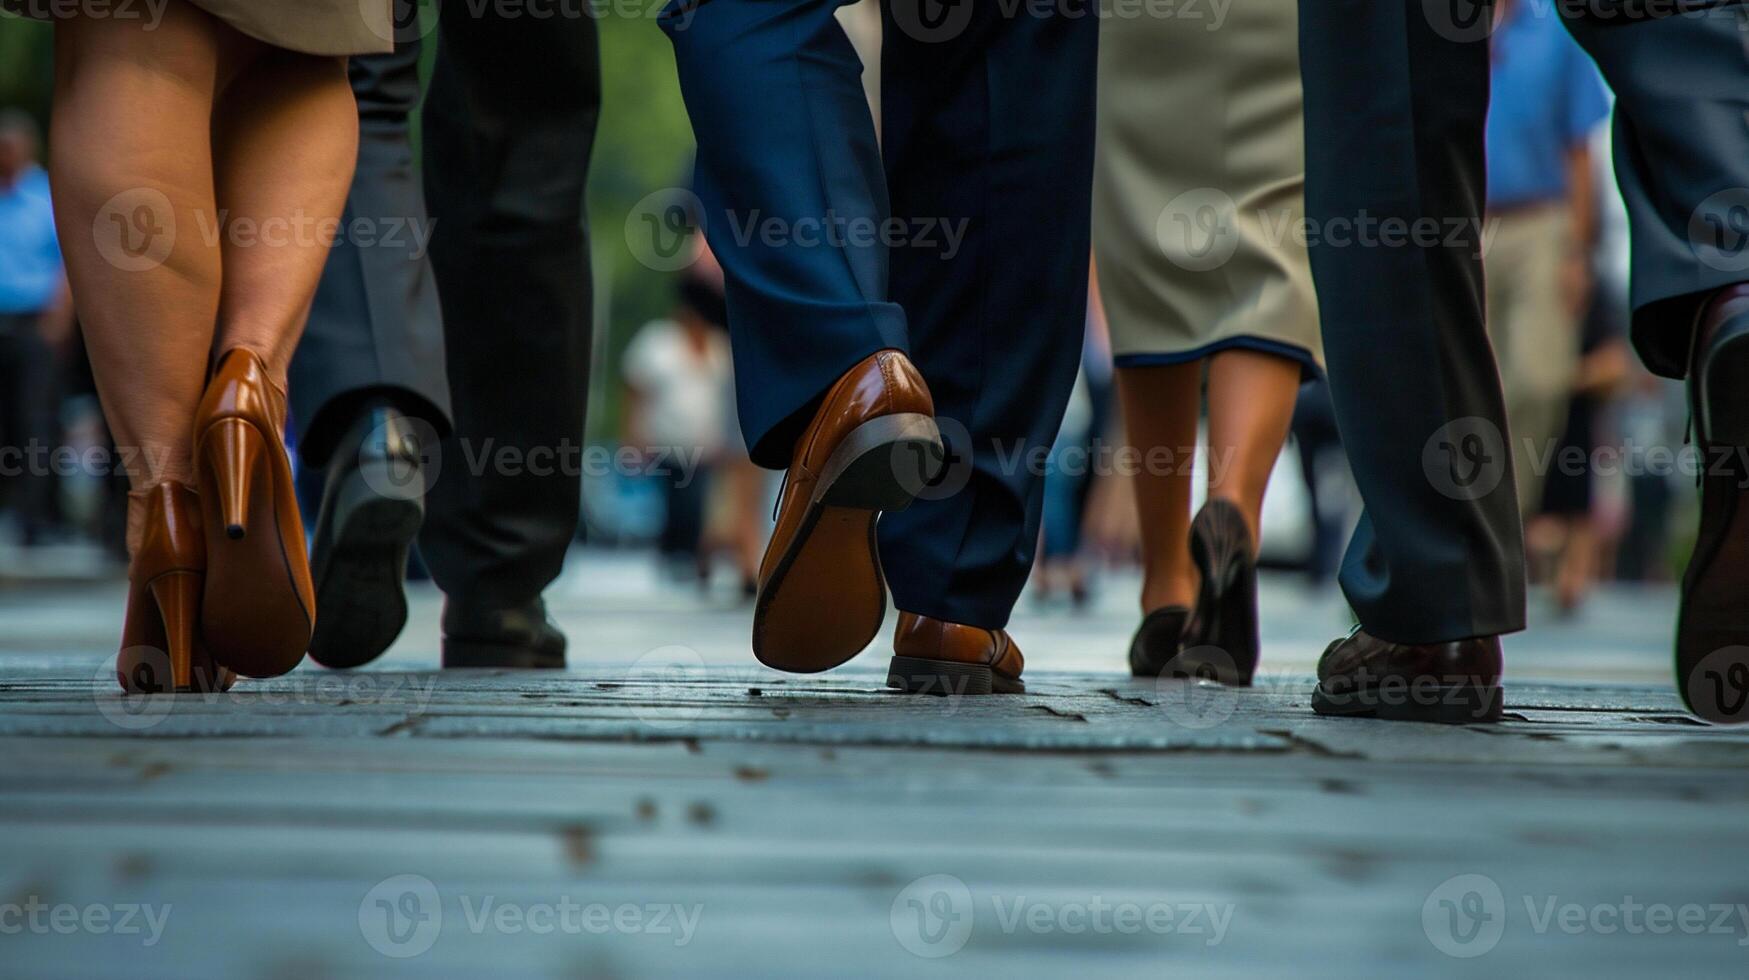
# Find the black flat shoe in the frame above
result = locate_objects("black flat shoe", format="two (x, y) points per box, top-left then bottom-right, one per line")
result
(1677, 285), (1749, 723)
(1127, 606), (1190, 678)
(1181, 499), (1260, 685)
(306, 403), (427, 670)
(441, 595), (567, 669)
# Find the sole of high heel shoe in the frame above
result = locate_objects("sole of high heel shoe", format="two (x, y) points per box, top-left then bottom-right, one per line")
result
(197, 418), (313, 678)
(1187, 502), (1260, 684)
(307, 463), (423, 670)
(753, 414), (943, 674)
(886, 655), (1024, 696)
(1311, 680), (1503, 724)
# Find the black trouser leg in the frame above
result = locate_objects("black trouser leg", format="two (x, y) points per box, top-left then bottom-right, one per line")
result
(418, 6), (601, 606)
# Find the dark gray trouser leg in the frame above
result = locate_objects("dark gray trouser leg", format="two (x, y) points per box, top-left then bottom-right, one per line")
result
(1561, 1), (1749, 377)
(291, 41), (452, 469)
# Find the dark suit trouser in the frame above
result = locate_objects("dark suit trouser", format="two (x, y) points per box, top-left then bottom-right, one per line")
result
(662, 0), (1098, 629)
(1300, 0), (1749, 643)
(292, 11), (600, 608)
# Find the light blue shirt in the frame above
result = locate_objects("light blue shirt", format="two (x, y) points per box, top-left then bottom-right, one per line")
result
(0, 165), (62, 314)
(1485, 2), (1611, 209)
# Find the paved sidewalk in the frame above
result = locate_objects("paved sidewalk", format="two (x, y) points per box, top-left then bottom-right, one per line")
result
(1, 552), (1743, 977)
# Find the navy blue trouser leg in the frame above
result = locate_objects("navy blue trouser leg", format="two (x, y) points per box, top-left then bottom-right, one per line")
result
(664, 0), (1097, 630)
(661, 0), (909, 469)
(875, 1), (1098, 629)
(1299, 0), (1525, 643)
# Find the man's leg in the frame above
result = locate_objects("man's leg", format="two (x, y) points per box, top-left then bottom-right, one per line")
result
(419, 3), (600, 668)
(1561, 3), (1749, 721)
(294, 42), (454, 670)
(662, 0), (938, 674)
(1300, 0), (1521, 721)
(875, 0), (1099, 630)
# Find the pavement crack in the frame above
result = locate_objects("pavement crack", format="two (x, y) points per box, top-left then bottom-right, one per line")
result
(1028, 705), (1089, 722)
(1097, 688), (1156, 707)
(1256, 728), (1362, 759)
(376, 715), (425, 737)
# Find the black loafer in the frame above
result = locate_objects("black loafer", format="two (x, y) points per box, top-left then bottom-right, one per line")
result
(441, 596), (567, 669)
(306, 403), (427, 670)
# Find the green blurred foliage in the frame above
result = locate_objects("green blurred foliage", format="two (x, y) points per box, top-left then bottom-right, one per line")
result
(0, 11), (695, 441)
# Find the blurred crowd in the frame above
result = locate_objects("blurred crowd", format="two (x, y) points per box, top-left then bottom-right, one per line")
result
(0, 9), (1698, 621)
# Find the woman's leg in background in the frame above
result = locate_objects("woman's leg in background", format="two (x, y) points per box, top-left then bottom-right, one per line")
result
(210, 49), (357, 384)
(1116, 362), (1200, 613)
(48, 2), (229, 509)
(1205, 349), (1303, 544)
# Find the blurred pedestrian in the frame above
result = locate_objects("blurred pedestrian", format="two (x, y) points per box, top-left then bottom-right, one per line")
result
(19, 0), (385, 692)
(1094, 0), (1322, 685)
(623, 261), (732, 586)
(0, 109), (71, 547)
(1484, 0), (1611, 518)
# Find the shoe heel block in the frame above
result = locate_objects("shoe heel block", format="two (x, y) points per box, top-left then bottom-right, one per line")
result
(1702, 329), (1749, 449)
(887, 655), (994, 697)
(816, 414), (944, 512)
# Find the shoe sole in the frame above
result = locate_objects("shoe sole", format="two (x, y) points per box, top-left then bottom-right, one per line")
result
(753, 413), (943, 673)
(1678, 330), (1749, 722)
(1311, 680), (1503, 724)
(306, 461), (423, 670)
(886, 655), (1024, 696)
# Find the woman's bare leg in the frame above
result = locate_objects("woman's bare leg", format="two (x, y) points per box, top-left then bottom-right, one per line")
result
(1116, 363), (1200, 613)
(1204, 349), (1303, 544)
(210, 49), (358, 387)
(48, 3), (231, 497)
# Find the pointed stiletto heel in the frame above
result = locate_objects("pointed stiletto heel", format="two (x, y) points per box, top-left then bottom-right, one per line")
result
(193, 349), (316, 679)
(201, 417), (262, 540)
(117, 483), (236, 695)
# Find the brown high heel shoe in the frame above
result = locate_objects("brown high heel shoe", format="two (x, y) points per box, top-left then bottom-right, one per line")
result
(117, 483), (236, 694)
(193, 348), (315, 678)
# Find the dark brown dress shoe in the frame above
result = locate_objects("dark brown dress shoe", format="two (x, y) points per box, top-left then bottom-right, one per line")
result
(888, 611), (1025, 695)
(1180, 499), (1260, 685)
(1128, 605), (1189, 678)
(1311, 627), (1503, 723)
(754, 350), (944, 672)
(1678, 283), (1749, 723)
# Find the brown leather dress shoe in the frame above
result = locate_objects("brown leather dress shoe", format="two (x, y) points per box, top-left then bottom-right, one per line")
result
(1311, 627), (1503, 723)
(888, 611), (1025, 695)
(1677, 283), (1749, 723)
(753, 350), (943, 672)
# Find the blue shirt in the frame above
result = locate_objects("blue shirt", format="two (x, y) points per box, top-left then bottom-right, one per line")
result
(0, 165), (62, 314)
(1485, 2), (1611, 209)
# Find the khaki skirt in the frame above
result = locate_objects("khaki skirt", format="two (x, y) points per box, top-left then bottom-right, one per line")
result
(1092, 0), (1322, 373)
(4, 0), (393, 56)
